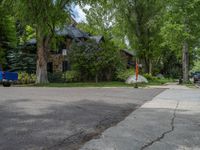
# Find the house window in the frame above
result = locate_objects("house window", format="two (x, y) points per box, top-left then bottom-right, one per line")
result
(47, 62), (53, 73)
(62, 61), (69, 72)
(62, 49), (67, 56)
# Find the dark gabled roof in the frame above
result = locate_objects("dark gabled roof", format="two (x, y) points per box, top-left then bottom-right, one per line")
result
(89, 36), (104, 44)
(55, 25), (89, 39)
(26, 25), (90, 45)
(121, 49), (136, 57)
(26, 25), (103, 45)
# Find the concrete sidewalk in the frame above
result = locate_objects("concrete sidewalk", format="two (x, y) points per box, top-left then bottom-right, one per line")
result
(80, 87), (200, 150)
(148, 82), (190, 90)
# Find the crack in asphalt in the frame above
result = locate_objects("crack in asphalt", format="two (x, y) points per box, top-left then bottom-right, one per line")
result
(43, 107), (135, 150)
(140, 101), (180, 150)
(43, 130), (85, 150)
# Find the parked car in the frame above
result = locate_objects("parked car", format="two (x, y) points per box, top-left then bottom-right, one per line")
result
(0, 65), (18, 87)
(193, 72), (200, 83)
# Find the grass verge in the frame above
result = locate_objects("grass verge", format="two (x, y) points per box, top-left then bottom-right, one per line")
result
(147, 78), (175, 85)
(34, 82), (135, 88)
(29, 79), (173, 88)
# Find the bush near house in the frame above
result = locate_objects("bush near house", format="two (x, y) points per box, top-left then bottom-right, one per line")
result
(48, 71), (80, 83)
(69, 39), (125, 82)
(63, 71), (80, 82)
(143, 73), (157, 81)
(18, 72), (36, 84)
(116, 69), (135, 81)
(48, 72), (64, 83)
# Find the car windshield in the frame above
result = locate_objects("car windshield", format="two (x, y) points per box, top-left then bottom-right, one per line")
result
(194, 72), (200, 75)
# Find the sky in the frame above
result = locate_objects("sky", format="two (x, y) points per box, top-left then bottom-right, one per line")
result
(71, 5), (88, 23)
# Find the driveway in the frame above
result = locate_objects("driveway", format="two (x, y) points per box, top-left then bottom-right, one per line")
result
(0, 87), (164, 150)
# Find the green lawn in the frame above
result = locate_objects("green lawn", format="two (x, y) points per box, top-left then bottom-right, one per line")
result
(147, 78), (176, 85)
(34, 82), (134, 88)
(31, 78), (174, 88)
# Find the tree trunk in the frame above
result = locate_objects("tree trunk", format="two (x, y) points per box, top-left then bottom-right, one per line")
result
(149, 59), (152, 75)
(143, 58), (150, 74)
(36, 28), (49, 84)
(106, 68), (112, 81)
(144, 60), (152, 75)
(95, 74), (98, 83)
(182, 41), (189, 82)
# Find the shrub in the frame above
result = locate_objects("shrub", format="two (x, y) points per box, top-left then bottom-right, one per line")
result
(18, 72), (36, 84)
(143, 73), (155, 81)
(63, 71), (80, 82)
(30, 73), (36, 83)
(116, 69), (135, 81)
(69, 39), (125, 82)
(192, 61), (200, 72)
(48, 72), (64, 83)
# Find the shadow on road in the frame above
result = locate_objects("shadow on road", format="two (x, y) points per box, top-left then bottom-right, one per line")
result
(0, 99), (137, 150)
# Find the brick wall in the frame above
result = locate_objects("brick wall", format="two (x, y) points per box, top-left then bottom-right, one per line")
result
(48, 54), (65, 72)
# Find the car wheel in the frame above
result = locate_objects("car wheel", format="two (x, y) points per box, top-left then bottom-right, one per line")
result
(194, 79), (197, 83)
(3, 82), (11, 87)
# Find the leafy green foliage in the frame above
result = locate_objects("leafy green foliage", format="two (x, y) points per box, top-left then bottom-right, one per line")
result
(63, 71), (80, 82)
(48, 72), (65, 83)
(79, 1), (127, 49)
(0, 1), (17, 66)
(18, 72), (36, 84)
(192, 61), (200, 72)
(17, 25), (36, 44)
(111, 0), (166, 73)
(160, 49), (182, 78)
(1, 0), (200, 83)
(160, 0), (200, 81)
(82, 0), (200, 80)
(12, 0), (72, 34)
(160, 0), (200, 53)
(116, 69), (135, 81)
(69, 39), (125, 82)
(48, 71), (80, 83)
(143, 74), (174, 85)
(143, 73), (157, 81)
(7, 0), (75, 83)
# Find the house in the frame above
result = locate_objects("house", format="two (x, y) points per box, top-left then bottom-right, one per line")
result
(48, 25), (106, 73)
(26, 25), (136, 73)
(26, 24), (104, 73)
(120, 49), (136, 68)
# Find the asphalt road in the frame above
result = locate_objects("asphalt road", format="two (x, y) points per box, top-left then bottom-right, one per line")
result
(81, 88), (200, 150)
(0, 87), (164, 150)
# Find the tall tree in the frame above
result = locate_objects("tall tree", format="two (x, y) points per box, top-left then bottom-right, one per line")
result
(78, 2), (127, 49)
(112, 0), (165, 74)
(161, 0), (200, 82)
(80, 1), (166, 74)
(8, 0), (72, 83)
(0, 0), (16, 66)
